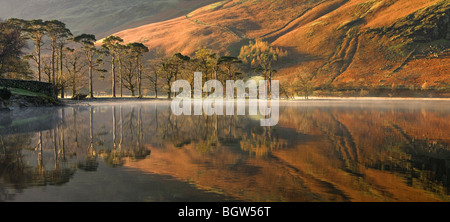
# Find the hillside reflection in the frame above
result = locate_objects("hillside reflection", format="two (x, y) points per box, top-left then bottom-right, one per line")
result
(0, 100), (449, 201)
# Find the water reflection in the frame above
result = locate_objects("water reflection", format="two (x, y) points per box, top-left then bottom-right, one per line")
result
(0, 100), (449, 202)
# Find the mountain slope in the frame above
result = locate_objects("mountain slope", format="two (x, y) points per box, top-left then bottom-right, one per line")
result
(0, 0), (221, 37)
(115, 0), (328, 55)
(273, 0), (450, 90)
(111, 0), (450, 91)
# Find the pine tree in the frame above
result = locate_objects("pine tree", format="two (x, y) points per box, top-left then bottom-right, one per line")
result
(127, 43), (149, 98)
(102, 35), (124, 98)
(23, 19), (46, 81)
(74, 34), (105, 98)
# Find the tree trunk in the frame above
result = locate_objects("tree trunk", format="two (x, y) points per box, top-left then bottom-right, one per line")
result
(71, 61), (77, 97)
(89, 65), (94, 98)
(268, 76), (272, 98)
(119, 58), (123, 97)
(59, 45), (64, 98)
(37, 44), (41, 82)
(154, 79), (158, 99)
(51, 42), (56, 85)
(167, 82), (172, 99)
(72, 75), (76, 98)
(111, 55), (116, 98)
(137, 57), (142, 98)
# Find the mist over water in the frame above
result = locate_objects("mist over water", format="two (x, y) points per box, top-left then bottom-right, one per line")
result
(1, 100), (449, 202)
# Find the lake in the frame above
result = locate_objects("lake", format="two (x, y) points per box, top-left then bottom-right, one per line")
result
(0, 99), (449, 202)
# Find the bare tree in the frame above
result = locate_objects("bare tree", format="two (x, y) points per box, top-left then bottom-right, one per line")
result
(294, 71), (314, 99)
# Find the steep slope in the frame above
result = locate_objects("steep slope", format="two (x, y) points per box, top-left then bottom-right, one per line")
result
(111, 0), (450, 91)
(114, 0), (328, 55)
(273, 0), (450, 90)
(0, 0), (221, 37)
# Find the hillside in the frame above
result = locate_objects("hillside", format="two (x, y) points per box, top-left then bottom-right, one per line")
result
(111, 0), (450, 92)
(0, 0), (221, 37)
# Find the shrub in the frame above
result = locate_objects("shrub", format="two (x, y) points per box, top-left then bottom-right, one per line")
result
(71, 93), (88, 100)
(0, 87), (12, 100)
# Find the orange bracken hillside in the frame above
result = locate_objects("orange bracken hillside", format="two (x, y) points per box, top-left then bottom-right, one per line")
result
(112, 0), (450, 90)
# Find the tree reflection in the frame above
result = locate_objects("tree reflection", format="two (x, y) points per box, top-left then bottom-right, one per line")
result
(119, 103), (450, 201)
(240, 126), (288, 157)
(100, 105), (151, 167)
(0, 102), (449, 202)
(77, 106), (99, 171)
(0, 134), (34, 191)
(275, 105), (450, 201)
(0, 127), (76, 198)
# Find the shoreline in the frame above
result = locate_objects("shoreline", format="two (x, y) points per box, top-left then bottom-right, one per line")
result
(3, 96), (450, 114)
(58, 96), (450, 106)
(61, 97), (171, 106)
(295, 96), (450, 101)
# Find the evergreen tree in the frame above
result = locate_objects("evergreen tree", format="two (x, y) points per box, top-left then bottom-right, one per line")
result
(102, 35), (124, 98)
(46, 20), (72, 97)
(127, 43), (149, 98)
(23, 19), (47, 81)
(0, 19), (30, 79)
(74, 34), (105, 98)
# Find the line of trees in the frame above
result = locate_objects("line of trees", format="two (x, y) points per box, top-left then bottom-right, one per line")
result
(1, 18), (294, 99)
(145, 40), (289, 99)
(148, 47), (252, 99)
(0, 18), (151, 98)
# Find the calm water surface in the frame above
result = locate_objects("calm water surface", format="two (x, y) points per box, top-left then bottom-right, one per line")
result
(0, 100), (449, 202)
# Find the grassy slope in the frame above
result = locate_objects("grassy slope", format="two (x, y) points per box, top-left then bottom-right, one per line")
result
(110, 0), (450, 91)
(7, 87), (59, 105)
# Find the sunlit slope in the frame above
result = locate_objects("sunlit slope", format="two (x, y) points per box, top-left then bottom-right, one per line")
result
(115, 0), (328, 55)
(273, 0), (450, 89)
(112, 0), (450, 89)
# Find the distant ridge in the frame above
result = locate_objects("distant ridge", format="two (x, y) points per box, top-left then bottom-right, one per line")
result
(0, 0), (222, 37)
